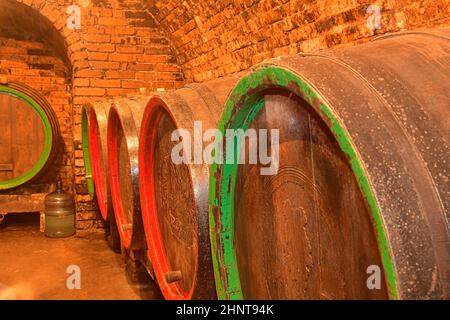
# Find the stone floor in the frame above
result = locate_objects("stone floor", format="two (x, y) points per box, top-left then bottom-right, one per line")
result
(0, 213), (161, 300)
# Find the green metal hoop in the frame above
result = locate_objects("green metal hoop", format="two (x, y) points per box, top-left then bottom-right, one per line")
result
(0, 85), (53, 190)
(81, 106), (95, 196)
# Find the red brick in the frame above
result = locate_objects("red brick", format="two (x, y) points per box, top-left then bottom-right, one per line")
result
(85, 34), (111, 43)
(116, 45), (144, 54)
(73, 87), (106, 96)
(98, 17), (128, 26)
(121, 80), (148, 89)
(75, 69), (104, 78)
(73, 78), (90, 87)
(85, 43), (116, 53)
(128, 63), (154, 71)
(90, 79), (121, 88)
(89, 52), (109, 60)
(136, 72), (156, 81)
(109, 53), (136, 62)
(105, 70), (136, 79)
(139, 55), (170, 63)
(90, 61), (121, 70)
(106, 27), (136, 36)
(154, 64), (182, 72)
(106, 88), (137, 96)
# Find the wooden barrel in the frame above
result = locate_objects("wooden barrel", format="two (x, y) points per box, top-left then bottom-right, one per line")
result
(0, 81), (60, 190)
(139, 74), (244, 300)
(83, 102), (110, 221)
(209, 30), (450, 300)
(82, 102), (121, 252)
(108, 96), (148, 250)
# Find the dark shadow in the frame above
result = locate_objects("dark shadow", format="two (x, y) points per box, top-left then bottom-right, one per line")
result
(0, 212), (40, 231)
(0, 0), (72, 77)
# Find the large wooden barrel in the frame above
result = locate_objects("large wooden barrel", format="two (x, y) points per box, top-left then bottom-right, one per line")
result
(209, 30), (450, 300)
(107, 96), (148, 250)
(139, 74), (243, 300)
(82, 102), (121, 252)
(0, 82), (60, 190)
(83, 102), (111, 221)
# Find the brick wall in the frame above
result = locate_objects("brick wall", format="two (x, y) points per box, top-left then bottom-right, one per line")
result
(146, 0), (450, 82)
(1, 0), (448, 231)
(0, 37), (73, 193)
(69, 2), (185, 229)
(1, 0), (184, 231)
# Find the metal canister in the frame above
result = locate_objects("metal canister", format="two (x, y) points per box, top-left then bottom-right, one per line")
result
(44, 181), (75, 238)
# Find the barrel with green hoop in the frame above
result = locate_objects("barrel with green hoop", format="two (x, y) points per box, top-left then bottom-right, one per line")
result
(0, 82), (60, 190)
(81, 101), (121, 252)
(209, 30), (450, 300)
(81, 105), (95, 196)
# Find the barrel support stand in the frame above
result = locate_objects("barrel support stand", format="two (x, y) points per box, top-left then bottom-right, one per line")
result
(0, 193), (47, 232)
(122, 248), (149, 284)
(122, 248), (155, 282)
(121, 247), (162, 298)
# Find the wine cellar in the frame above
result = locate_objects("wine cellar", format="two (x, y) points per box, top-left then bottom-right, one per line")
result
(0, 0), (448, 301)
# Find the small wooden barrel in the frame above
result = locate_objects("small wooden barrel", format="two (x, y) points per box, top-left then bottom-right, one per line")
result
(139, 75), (243, 300)
(0, 81), (60, 190)
(82, 101), (121, 252)
(108, 96), (148, 250)
(209, 30), (450, 300)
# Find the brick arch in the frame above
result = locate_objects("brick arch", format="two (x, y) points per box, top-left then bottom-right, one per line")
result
(13, 0), (89, 79)
(6, 0), (186, 230)
(0, 1), (77, 202)
(14, 0), (186, 91)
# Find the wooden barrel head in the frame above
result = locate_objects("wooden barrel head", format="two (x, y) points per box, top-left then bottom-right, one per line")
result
(0, 94), (45, 179)
(234, 93), (388, 299)
(139, 85), (237, 299)
(153, 109), (197, 297)
(139, 74), (247, 299)
(0, 83), (59, 190)
(140, 101), (199, 299)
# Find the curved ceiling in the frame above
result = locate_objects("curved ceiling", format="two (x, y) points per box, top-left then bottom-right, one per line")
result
(0, 0), (71, 70)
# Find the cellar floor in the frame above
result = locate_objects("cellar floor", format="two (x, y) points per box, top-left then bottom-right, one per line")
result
(0, 214), (157, 300)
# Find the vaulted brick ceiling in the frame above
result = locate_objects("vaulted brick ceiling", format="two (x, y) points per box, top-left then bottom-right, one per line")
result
(142, 0), (449, 82)
(0, 0), (71, 69)
(1, 0), (448, 83)
(143, 0), (370, 80)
